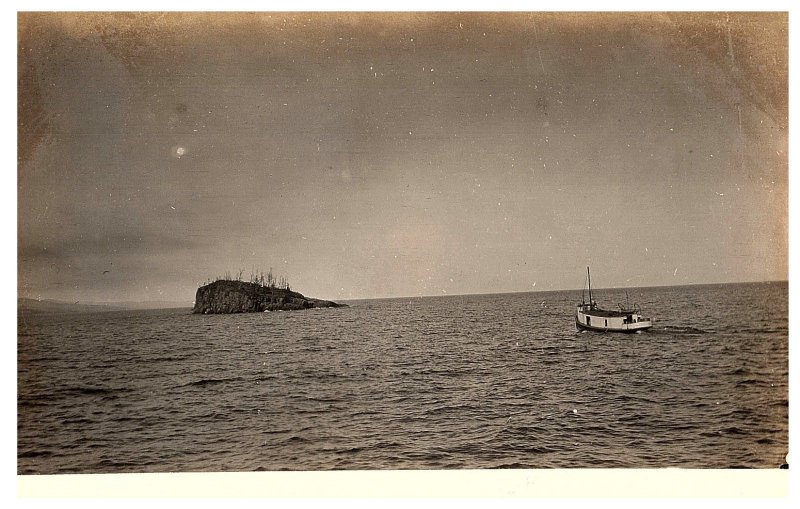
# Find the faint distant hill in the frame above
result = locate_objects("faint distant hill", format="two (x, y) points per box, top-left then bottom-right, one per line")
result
(18, 298), (127, 315)
(106, 301), (193, 310)
(17, 298), (192, 315)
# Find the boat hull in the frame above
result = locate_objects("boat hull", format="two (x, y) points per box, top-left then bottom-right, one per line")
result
(575, 306), (653, 333)
(575, 318), (652, 333)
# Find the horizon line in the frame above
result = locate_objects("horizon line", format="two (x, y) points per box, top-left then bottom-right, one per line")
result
(338, 278), (788, 302)
(18, 278), (787, 308)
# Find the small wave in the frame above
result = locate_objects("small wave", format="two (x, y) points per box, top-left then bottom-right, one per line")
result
(95, 459), (146, 469)
(337, 446), (365, 454)
(658, 326), (708, 335)
(424, 403), (481, 416)
(303, 395), (343, 403)
(414, 368), (468, 378)
(183, 376), (243, 388)
(292, 371), (343, 381)
(110, 415), (139, 423)
(510, 424), (548, 434)
(18, 449), (54, 459)
(614, 394), (659, 405)
(17, 398), (50, 408)
(25, 356), (63, 363)
(617, 413), (647, 423)
(722, 326), (787, 335)
(720, 426), (748, 435)
(494, 461), (532, 469)
(283, 435), (311, 444)
(148, 355), (189, 363)
(194, 411), (233, 422)
(61, 417), (93, 425)
(718, 408), (754, 419)
(51, 386), (131, 398)
(68, 386), (115, 395)
(525, 445), (557, 454)
(261, 428), (293, 435)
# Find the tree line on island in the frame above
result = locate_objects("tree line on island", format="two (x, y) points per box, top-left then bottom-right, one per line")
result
(203, 268), (291, 292)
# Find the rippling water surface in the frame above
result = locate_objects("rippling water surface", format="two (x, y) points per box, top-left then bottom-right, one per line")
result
(18, 282), (788, 473)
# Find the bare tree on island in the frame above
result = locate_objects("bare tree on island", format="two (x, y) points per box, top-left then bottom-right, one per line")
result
(208, 266), (290, 291)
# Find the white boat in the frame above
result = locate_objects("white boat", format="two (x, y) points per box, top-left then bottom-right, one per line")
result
(575, 267), (653, 333)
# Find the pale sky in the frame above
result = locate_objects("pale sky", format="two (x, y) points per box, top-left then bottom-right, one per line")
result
(17, 12), (787, 303)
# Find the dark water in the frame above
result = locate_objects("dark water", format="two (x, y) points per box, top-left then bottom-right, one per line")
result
(18, 282), (788, 473)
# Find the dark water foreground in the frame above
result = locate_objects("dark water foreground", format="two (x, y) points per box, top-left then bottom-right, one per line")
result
(18, 282), (787, 473)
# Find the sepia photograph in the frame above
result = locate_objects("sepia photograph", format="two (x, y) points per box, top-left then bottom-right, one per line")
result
(16, 8), (788, 496)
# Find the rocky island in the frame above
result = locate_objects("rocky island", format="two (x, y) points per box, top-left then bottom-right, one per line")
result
(192, 280), (345, 314)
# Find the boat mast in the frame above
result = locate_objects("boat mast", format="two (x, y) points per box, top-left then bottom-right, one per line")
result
(587, 266), (593, 306)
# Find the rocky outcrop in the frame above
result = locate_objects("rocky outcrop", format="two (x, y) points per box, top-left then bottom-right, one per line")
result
(192, 280), (345, 314)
